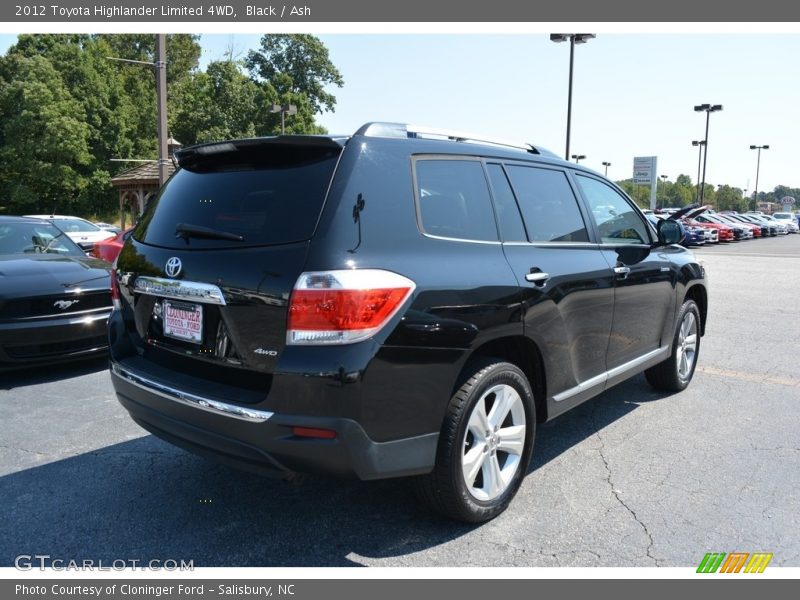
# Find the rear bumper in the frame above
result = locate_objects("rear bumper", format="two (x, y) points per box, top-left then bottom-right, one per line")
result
(0, 311), (110, 369)
(110, 359), (438, 480)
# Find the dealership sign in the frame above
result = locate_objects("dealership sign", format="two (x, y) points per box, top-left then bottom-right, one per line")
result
(633, 156), (657, 184)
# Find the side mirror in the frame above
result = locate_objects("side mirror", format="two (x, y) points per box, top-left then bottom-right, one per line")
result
(657, 219), (685, 246)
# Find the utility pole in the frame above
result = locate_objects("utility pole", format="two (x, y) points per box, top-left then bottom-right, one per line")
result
(155, 34), (169, 187)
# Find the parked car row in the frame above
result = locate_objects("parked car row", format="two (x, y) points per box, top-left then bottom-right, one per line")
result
(650, 206), (799, 247)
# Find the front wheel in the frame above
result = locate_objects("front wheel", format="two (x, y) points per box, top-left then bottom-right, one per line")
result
(415, 361), (535, 522)
(645, 299), (701, 392)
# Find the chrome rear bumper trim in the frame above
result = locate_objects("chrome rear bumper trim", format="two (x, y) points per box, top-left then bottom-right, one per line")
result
(111, 362), (273, 422)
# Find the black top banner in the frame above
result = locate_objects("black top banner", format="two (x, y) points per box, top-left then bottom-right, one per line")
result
(4, 0), (800, 22)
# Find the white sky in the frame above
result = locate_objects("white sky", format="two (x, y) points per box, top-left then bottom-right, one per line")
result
(1, 30), (799, 192)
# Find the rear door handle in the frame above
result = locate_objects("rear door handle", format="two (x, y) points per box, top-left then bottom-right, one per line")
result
(525, 271), (550, 285)
(613, 266), (631, 278)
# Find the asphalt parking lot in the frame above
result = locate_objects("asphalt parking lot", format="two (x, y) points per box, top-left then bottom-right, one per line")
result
(1, 235), (799, 568)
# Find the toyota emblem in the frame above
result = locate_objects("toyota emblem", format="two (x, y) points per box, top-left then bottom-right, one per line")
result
(165, 257), (182, 278)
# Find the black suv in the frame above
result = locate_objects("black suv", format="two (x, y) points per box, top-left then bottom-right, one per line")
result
(109, 123), (707, 522)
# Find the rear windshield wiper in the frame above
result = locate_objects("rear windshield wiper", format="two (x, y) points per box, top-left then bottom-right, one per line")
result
(175, 223), (245, 242)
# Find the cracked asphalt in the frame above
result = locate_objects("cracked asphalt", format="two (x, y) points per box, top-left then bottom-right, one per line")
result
(1, 235), (798, 567)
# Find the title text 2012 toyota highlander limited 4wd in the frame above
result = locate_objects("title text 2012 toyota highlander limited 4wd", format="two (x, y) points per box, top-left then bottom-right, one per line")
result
(109, 123), (707, 522)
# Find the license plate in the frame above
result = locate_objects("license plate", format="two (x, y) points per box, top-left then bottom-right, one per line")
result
(162, 300), (203, 344)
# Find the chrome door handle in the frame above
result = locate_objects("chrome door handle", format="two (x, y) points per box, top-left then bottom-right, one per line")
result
(613, 266), (631, 278)
(525, 271), (550, 285)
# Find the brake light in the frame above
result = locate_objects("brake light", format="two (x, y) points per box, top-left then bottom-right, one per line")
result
(287, 269), (415, 345)
(110, 269), (121, 310)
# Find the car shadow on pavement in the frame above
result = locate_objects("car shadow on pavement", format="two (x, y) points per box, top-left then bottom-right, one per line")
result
(0, 356), (108, 390)
(0, 374), (673, 568)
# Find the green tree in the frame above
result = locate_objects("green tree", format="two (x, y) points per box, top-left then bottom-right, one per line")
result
(246, 34), (343, 116)
(0, 53), (92, 213)
(714, 184), (747, 212)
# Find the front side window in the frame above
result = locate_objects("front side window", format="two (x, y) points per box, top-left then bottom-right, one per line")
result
(415, 159), (498, 242)
(576, 175), (651, 245)
(504, 165), (589, 243)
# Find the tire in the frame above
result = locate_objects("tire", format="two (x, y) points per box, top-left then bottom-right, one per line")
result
(415, 360), (535, 523)
(645, 299), (701, 392)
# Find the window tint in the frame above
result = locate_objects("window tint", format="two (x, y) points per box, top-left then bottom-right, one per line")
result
(575, 175), (651, 245)
(136, 144), (340, 249)
(416, 160), (498, 241)
(504, 165), (589, 242)
(486, 164), (527, 242)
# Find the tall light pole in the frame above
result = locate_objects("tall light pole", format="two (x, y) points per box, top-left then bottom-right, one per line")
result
(602, 161), (611, 176)
(551, 33), (596, 161)
(694, 104), (722, 203)
(691, 140), (706, 203)
(750, 144), (769, 211)
(571, 154), (586, 164)
(660, 175), (668, 209)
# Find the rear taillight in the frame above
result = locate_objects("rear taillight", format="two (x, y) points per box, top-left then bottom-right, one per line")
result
(110, 269), (121, 310)
(287, 269), (415, 345)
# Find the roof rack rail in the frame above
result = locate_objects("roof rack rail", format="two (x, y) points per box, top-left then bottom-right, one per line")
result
(354, 122), (553, 156)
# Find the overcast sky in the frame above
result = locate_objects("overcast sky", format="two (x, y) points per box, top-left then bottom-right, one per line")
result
(2, 31), (799, 192)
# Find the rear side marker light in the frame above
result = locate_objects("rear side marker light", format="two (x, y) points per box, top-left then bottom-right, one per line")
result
(287, 269), (415, 345)
(292, 426), (338, 440)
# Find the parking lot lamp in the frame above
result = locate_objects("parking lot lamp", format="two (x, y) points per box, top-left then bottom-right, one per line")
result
(694, 104), (722, 203)
(551, 33), (596, 161)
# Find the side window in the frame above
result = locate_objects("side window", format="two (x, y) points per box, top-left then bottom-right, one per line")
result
(504, 165), (589, 243)
(415, 159), (498, 242)
(486, 163), (527, 242)
(575, 175), (652, 245)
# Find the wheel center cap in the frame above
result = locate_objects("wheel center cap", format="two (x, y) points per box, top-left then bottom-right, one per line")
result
(488, 433), (500, 450)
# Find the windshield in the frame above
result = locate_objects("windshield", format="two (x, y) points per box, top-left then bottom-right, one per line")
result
(773, 213), (792, 219)
(0, 221), (85, 256)
(50, 218), (101, 233)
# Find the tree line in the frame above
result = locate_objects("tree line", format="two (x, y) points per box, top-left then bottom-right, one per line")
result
(0, 34), (342, 218)
(618, 176), (797, 213)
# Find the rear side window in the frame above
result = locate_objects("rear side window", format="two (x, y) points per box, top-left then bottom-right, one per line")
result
(486, 163), (527, 242)
(135, 143), (340, 249)
(575, 175), (651, 245)
(505, 165), (589, 243)
(415, 159), (498, 242)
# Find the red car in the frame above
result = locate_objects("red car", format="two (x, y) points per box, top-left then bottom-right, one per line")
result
(91, 228), (131, 263)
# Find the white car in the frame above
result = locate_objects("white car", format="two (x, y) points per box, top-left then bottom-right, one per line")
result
(771, 212), (799, 233)
(25, 215), (116, 251)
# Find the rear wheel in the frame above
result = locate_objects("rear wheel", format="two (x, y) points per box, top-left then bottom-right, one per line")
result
(645, 299), (701, 391)
(415, 360), (535, 522)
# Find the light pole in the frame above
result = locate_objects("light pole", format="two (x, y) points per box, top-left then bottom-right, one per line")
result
(602, 161), (611, 176)
(691, 140), (706, 203)
(660, 175), (668, 209)
(571, 154), (586, 164)
(551, 33), (596, 161)
(750, 144), (769, 211)
(271, 103), (297, 135)
(694, 104), (722, 203)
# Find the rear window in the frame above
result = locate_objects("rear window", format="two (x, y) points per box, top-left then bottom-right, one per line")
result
(135, 143), (340, 249)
